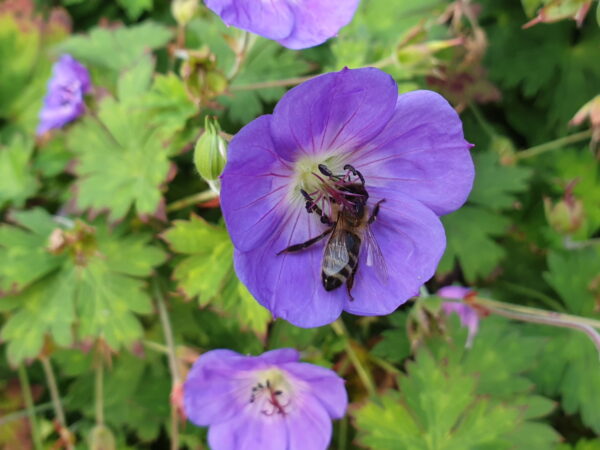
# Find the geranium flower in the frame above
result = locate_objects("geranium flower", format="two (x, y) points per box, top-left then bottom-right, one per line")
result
(438, 286), (479, 348)
(184, 348), (347, 450)
(221, 67), (474, 327)
(37, 54), (91, 135)
(205, 0), (359, 49)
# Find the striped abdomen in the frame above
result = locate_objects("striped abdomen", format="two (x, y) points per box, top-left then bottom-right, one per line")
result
(321, 229), (361, 291)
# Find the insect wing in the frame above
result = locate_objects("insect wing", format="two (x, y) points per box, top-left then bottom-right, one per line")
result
(364, 224), (388, 283)
(322, 228), (350, 276)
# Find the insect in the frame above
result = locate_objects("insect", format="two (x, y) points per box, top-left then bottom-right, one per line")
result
(277, 163), (387, 300)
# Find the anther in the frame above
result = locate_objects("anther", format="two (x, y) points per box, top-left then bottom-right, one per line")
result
(318, 164), (333, 177)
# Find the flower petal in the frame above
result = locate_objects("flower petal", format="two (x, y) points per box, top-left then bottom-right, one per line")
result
(234, 207), (346, 328)
(208, 414), (288, 450)
(438, 286), (471, 299)
(278, 0), (360, 49)
(270, 68), (398, 161)
(259, 348), (300, 365)
(350, 90), (474, 216)
(205, 0), (295, 40)
(282, 362), (347, 419)
(287, 395), (333, 450)
(221, 115), (293, 252)
(343, 190), (446, 316)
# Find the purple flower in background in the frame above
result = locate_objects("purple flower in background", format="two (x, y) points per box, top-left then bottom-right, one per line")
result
(184, 348), (347, 450)
(438, 286), (480, 348)
(205, 0), (360, 49)
(37, 54), (91, 135)
(221, 67), (474, 327)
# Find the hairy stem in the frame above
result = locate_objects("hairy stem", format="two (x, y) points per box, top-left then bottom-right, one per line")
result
(473, 296), (600, 357)
(153, 279), (181, 450)
(166, 189), (218, 212)
(515, 129), (593, 160)
(95, 359), (104, 426)
(40, 356), (73, 449)
(331, 319), (377, 397)
(498, 281), (566, 312)
(227, 31), (252, 80)
(17, 365), (44, 450)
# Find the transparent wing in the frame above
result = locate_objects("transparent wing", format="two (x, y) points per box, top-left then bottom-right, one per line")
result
(364, 224), (389, 284)
(322, 229), (350, 276)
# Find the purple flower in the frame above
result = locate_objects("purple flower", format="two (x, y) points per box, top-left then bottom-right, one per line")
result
(438, 286), (479, 348)
(37, 54), (91, 135)
(184, 348), (347, 450)
(205, 0), (359, 49)
(221, 67), (474, 327)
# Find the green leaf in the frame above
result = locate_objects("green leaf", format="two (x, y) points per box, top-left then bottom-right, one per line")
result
(544, 248), (600, 316)
(116, 0), (153, 20)
(67, 60), (175, 220)
(162, 215), (271, 336)
(59, 22), (172, 72)
(145, 73), (198, 136)
(64, 352), (170, 442)
(438, 206), (510, 281)
(0, 210), (166, 364)
(0, 134), (39, 208)
(469, 152), (532, 210)
(353, 346), (559, 450)
(0, 208), (64, 292)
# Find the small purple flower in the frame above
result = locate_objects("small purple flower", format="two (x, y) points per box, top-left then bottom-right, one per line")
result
(221, 67), (474, 327)
(438, 286), (479, 348)
(205, 0), (359, 49)
(184, 348), (347, 450)
(37, 54), (91, 135)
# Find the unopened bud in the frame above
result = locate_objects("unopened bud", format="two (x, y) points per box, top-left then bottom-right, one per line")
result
(171, 0), (198, 27)
(194, 117), (227, 193)
(89, 425), (116, 450)
(544, 195), (584, 234)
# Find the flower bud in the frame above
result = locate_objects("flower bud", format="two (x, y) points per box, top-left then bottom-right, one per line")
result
(89, 425), (116, 450)
(171, 0), (198, 27)
(544, 182), (585, 234)
(194, 117), (227, 192)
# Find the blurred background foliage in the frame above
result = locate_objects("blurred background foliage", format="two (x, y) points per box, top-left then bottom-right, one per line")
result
(0, 0), (599, 448)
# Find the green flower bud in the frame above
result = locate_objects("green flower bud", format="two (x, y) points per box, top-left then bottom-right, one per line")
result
(171, 0), (198, 27)
(194, 117), (227, 192)
(544, 195), (584, 234)
(89, 425), (116, 450)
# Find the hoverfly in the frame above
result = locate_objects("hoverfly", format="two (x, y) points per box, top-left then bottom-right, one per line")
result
(277, 163), (387, 300)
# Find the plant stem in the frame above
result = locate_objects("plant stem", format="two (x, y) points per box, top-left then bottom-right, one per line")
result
(17, 365), (44, 450)
(498, 281), (566, 312)
(227, 31), (252, 80)
(515, 129), (593, 160)
(230, 75), (316, 91)
(143, 340), (170, 354)
(0, 402), (53, 427)
(95, 359), (104, 426)
(166, 189), (218, 212)
(331, 319), (377, 398)
(153, 279), (181, 450)
(473, 296), (600, 357)
(40, 356), (73, 450)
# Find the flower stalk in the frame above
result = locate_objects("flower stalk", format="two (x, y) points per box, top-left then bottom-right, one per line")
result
(331, 319), (377, 398)
(17, 364), (44, 450)
(40, 356), (73, 449)
(153, 279), (181, 450)
(515, 129), (593, 160)
(472, 296), (600, 358)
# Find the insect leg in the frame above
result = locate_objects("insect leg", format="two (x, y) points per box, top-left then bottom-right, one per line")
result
(276, 228), (333, 255)
(343, 164), (365, 185)
(368, 199), (386, 224)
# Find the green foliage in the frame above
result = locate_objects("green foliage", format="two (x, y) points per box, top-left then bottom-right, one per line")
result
(527, 248), (600, 433)
(0, 135), (38, 209)
(59, 22), (172, 73)
(439, 152), (531, 281)
(354, 317), (560, 449)
(162, 215), (271, 336)
(0, 209), (166, 364)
